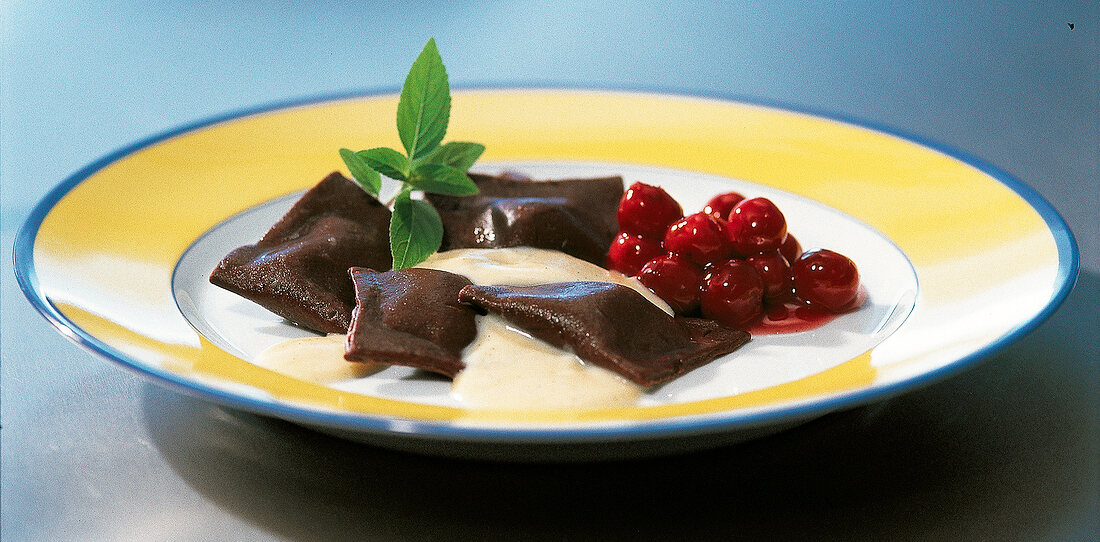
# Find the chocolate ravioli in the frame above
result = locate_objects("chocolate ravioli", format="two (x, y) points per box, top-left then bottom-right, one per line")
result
(426, 173), (624, 265)
(210, 172), (392, 334)
(345, 268), (479, 377)
(458, 282), (750, 386)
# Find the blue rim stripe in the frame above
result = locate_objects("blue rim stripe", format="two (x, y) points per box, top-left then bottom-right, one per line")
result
(13, 85), (1080, 444)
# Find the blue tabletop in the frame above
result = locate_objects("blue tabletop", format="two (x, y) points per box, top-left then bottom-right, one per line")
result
(3, 2), (1097, 540)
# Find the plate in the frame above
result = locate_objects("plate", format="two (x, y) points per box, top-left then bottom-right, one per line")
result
(15, 89), (1078, 461)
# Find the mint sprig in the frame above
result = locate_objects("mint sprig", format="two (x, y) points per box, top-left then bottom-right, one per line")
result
(339, 38), (485, 269)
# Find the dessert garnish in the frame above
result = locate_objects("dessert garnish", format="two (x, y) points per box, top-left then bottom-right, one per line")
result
(790, 249), (861, 312)
(608, 182), (862, 330)
(337, 38), (487, 269)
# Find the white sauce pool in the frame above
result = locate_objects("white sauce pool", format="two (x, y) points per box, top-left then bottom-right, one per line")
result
(254, 334), (381, 383)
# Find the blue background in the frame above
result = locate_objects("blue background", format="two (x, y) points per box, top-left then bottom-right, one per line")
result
(3, 2), (1097, 540)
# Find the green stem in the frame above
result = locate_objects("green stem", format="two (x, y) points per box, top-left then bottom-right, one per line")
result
(386, 182), (414, 208)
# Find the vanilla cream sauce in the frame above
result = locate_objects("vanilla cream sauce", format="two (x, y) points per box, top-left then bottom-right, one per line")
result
(416, 247), (672, 315)
(254, 333), (381, 382)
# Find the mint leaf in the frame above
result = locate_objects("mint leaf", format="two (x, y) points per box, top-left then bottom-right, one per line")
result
(421, 141), (485, 172)
(396, 38), (450, 161)
(357, 147), (409, 180)
(408, 163), (479, 195)
(339, 38), (481, 266)
(389, 189), (444, 269)
(339, 148), (382, 195)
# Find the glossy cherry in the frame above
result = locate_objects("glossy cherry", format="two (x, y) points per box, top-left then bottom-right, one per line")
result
(663, 212), (732, 266)
(637, 254), (704, 314)
(726, 197), (787, 256)
(702, 192), (745, 221)
(747, 251), (793, 302)
(779, 233), (802, 263)
(701, 259), (765, 327)
(606, 231), (666, 276)
(617, 182), (683, 238)
(792, 249), (860, 312)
